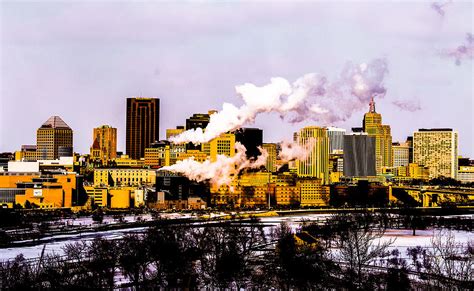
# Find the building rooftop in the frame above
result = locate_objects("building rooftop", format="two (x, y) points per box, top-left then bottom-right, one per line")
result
(418, 128), (453, 132)
(41, 116), (71, 129)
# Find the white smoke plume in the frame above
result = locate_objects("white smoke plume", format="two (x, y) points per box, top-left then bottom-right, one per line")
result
(278, 140), (313, 162)
(440, 33), (474, 65)
(170, 58), (388, 145)
(159, 142), (268, 187)
(392, 99), (422, 112)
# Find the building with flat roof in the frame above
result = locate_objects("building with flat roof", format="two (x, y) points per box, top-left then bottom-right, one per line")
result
(126, 97), (160, 159)
(413, 128), (458, 179)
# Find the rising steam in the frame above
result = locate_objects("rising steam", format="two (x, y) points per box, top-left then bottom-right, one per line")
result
(170, 58), (389, 145)
(159, 142), (268, 187)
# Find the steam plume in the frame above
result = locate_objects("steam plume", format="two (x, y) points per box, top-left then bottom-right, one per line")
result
(159, 142), (268, 187)
(440, 33), (474, 65)
(392, 100), (421, 112)
(279, 140), (313, 162)
(171, 58), (388, 144)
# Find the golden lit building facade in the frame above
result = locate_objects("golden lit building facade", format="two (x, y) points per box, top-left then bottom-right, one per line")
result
(203, 133), (236, 162)
(298, 178), (329, 207)
(363, 98), (392, 174)
(413, 128), (458, 179)
(392, 142), (410, 167)
(263, 143), (277, 172)
(94, 169), (156, 186)
(36, 116), (73, 160)
(296, 126), (329, 185)
(90, 125), (117, 164)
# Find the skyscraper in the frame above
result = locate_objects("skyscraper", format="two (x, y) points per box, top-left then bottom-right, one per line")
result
(363, 97), (392, 174)
(326, 127), (346, 154)
(90, 125), (117, 163)
(36, 116), (73, 160)
(126, 97), (160, 159)
(343, 133), (376, 177)
(262, 143), (277, 172)
(413, 128), (458, 179)
(296, 126), (329, 184)
(234, 128), (263, 159)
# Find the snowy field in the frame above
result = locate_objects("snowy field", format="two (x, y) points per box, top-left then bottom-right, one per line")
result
(1, 213), (472, 262)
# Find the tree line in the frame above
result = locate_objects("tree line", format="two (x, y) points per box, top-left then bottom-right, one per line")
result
(0, 213), (472, 289)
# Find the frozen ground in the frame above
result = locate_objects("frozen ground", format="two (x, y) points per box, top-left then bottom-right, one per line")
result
(1, 213), (472, 262)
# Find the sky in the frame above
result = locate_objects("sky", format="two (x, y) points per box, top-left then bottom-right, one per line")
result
(1, 0), (473, 157)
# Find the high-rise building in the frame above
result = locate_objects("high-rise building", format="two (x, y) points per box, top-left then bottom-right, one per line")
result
(186, 112), (215, 130)
(363, 98), (392, 174)
(234, 128), (263, 159)
(262, 143), (277, 172)
(296, 126), (329, 185)
(126, 97), (160, 159)
(36, 116), (73, 160)
(326, 127), (346, 154)
(392, 142), (410, 167)
(413, 128), (458, 179)
(343, 133), (376, 177)
(200, 133), (235, 162)
(90, 125), (117, 163)
(406, 136), (414, 163)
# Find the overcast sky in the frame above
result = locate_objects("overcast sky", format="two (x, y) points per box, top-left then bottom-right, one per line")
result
(1, 0), (472, 157)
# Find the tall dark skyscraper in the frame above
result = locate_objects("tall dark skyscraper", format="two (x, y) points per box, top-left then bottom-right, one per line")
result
(234, 128), (263, 159)
(343, 134), (376, 177)
(126, 97), (160, 159)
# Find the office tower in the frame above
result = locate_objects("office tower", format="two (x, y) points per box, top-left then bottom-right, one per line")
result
(363, 97), (392, 174)
(413, 128), (458, 179)
(126, 97), (160, 159)
(296, 126), (329, 184)
(234, 128), (263, 159)
(90, 125), (117, 163)
(343, 134), (376, 177)
(262, 143), (277, 172)
(326, 127), (346, 154)
(392, 142), (410, 167)
(406, 136), (413, 163)
(202, 133), (235, 162)
(186, 112), (215, 130)
(36, 116), (73, 160)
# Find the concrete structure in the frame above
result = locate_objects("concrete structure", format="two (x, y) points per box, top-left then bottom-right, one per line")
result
(90, 125), (117, 164)
(343, 134), (376, 177)
(296, 126), (330, 185)
(126, 97), (160, 159)
(413, 128), (458, 179)
(36, 116), (73, 160)
(363, 98), (392, 174)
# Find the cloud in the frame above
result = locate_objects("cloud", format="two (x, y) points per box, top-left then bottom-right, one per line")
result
(430, 1), (452, 17)
(392, 100), (422, 112)
(439, 33), (474, 65)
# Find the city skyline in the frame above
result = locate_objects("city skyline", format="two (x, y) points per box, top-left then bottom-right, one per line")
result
(1, 1), (472, 156)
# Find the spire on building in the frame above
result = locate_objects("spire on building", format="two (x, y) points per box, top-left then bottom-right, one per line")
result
(369, 97), (376, 113)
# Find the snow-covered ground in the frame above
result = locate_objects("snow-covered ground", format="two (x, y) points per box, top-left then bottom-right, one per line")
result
(1, 213), (472, 262)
